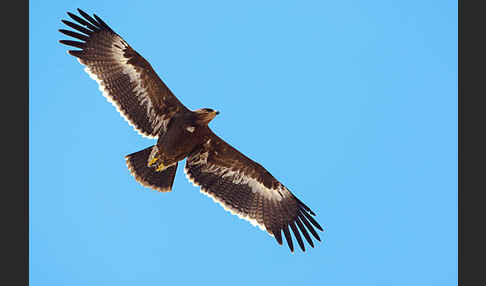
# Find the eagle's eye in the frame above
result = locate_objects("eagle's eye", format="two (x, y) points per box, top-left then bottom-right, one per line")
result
(204, 108), (213, 113)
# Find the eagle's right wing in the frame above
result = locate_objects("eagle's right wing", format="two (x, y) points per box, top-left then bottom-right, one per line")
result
(184, 130), (323, 252)
(60, 9), (188, 138)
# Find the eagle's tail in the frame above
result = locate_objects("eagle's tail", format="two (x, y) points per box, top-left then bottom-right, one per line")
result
(125, 145), (178, 192)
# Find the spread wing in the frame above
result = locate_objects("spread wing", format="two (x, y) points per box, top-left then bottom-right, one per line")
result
(184, 130), (323, 252)
(59, 9), (188, 138)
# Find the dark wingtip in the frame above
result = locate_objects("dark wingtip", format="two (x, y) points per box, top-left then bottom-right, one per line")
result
(59, 29), (89, 41)
(59, 40), (85, 49)
(272, 227), (283, 245)
(300, 208), (323, 231)
(295, 196), (317, 216)
(289, 221), (305, 252)
(298, 212), (321, 241)
(67, 50), (84, 58)
(296, 216), (314, 248)
(282, 225), (294, 253)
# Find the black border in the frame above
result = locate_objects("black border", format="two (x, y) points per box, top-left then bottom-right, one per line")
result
(459, 1), (485, 285)
(4, 0), (28, 284)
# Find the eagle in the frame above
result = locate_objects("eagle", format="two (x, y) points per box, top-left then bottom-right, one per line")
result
(59, 9), (323, 252)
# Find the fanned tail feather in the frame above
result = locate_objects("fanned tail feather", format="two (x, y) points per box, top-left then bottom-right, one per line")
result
(125, 146), (177, 192)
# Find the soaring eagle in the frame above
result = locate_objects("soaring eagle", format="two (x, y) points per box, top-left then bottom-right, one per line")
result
(60, 9), (323, 252)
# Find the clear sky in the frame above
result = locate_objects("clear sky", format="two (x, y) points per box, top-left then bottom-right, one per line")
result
(30, 0), (457, 285)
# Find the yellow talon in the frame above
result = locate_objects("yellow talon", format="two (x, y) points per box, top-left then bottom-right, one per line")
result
(156, 162), (166, 172)
(148, 157), (158, 167)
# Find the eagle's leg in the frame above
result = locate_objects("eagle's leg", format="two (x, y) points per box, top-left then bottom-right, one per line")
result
(147, 155), (168, 172)
(155, 162), (167, 172)
(148, 157), (158, 167)
(146, 146), (167, 171)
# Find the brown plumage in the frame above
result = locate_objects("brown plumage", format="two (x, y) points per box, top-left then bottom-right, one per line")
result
(60, 9), (323, 252)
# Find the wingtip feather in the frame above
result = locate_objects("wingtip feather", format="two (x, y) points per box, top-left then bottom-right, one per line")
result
(290, 221), (305, 252)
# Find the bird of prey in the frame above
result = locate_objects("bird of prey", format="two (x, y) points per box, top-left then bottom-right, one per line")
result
(59, 9), (323, 252)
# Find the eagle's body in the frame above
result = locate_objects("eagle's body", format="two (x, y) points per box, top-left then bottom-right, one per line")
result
(60, 9), (323, 252)
(152, 110), (217, 169)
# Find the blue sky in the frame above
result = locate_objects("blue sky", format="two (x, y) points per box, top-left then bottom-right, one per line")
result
(30, 0), (457, 285)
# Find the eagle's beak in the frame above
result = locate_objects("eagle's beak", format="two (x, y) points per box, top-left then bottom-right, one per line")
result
(214, 110), (220, 115)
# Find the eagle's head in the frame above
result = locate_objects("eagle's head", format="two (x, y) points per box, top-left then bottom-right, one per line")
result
(194, 108), (220, 125)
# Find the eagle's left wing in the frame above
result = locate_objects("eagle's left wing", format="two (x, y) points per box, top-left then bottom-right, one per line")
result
(59, 9), (189, 139)
(184, 131), (323, 252)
